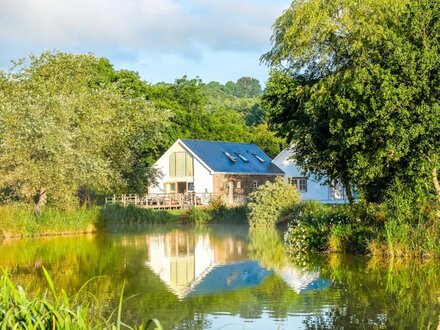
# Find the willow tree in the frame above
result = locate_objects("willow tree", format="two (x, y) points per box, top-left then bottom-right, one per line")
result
(262, 0), (440, 211)
(0, 52), (168, 212)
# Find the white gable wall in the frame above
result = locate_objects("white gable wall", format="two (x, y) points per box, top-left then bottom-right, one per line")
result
(193, 159), (214, 193)
(149, 140), (214, 194)
(273, 149), (347, 203)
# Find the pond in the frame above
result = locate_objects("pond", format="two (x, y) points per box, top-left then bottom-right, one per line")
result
(1, 224), (439, 329)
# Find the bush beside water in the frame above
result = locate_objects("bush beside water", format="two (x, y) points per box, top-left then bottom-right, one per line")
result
(185, 197), (248, 225)
(247, 178), (301, 228)
(284, 201), (440, 258)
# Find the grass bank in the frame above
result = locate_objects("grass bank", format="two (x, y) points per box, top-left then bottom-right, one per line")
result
(185, 203), (248, 225)
(0, 269), (161, 329)
(284, 201), (440, 258)
(0, 205), (101, 239)
(0, 203), (244, 238)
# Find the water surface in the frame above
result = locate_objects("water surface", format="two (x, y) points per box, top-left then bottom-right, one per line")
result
(1, 224), (439, 329)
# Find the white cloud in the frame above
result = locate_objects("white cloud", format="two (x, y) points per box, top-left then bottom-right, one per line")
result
(0, 0), (286, 52)
(0, 0), (290, 82)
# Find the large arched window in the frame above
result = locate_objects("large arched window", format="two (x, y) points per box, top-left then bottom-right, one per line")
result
(169, 152), (194, 177)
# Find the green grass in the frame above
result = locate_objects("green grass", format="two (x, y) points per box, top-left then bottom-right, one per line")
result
(184, 205), (248, 225)
(0, 204), (187, 238)
(99, 204), (185, 225)
(0, 205), (100, 238)
(0, 268), (162, 329)
(284, 201), (440, 258)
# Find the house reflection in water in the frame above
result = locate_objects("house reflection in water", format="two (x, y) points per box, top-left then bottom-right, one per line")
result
(146, 230), (329, 299)
(145, 230), (271, 299)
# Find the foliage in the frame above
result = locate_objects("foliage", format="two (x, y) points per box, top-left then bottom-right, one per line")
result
(248, 178), (301, 228)
(185, 207), (212, 225)
(0, 52), (168, 209)
(99, 204), (183, 225)
(149, 76), (284, 157)
(262, 0), (440, 210)
(285, 201), (440, 257)
(285, 202), (379, 256)
(185, 200), (248, 225)
(381, 219), (440, 258)
(0, 205), (100, 238)
(0, 269), (162, 329)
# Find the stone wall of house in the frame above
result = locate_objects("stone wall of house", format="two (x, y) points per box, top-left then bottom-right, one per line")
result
(213, 174), (280, 205)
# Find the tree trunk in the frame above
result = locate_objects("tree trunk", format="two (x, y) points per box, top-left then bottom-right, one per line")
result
(342, 178), (355, 204)
(33, 189), (47, 216)
(433, 168), (440, 203)
(433, 168), (440, 220)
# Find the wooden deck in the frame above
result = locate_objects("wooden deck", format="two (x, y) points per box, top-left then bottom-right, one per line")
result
(105, 193), (221, 210)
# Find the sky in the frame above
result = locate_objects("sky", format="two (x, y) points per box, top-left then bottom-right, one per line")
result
(0, 0), (290, 85)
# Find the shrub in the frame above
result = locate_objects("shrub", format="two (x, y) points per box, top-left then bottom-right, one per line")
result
(186, 207), (212, 225)
(247, 177), (301, 228)
(285, 201), (378, 255)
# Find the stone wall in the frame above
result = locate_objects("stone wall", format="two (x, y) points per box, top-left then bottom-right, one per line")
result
(213, 174), (280, 205)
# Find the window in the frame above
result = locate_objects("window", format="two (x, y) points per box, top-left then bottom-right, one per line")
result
(252, 153), (266, 163)
(168, 183), (176, 193)
(224, 152), (237, 163)
(169, 152), (193, 177)
(235, 153), (249, 162)
(188, 182), (194, 192)
(253, 181), (258, 189)
(236, 181), (242, 189)
(289, 177), (307, 192)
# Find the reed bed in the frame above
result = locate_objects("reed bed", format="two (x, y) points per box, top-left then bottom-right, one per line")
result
(0, 268), (162, 329)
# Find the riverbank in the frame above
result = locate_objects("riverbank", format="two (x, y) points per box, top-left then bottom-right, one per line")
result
(0, 203), (248, 239)
(283, 201), (440, 259)
(0, 205), (186, 239)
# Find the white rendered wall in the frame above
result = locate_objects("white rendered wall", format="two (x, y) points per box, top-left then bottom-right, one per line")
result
(149, 141), (214, 194)
(272, 149), (346, 203)
(193, 159), (214, 193)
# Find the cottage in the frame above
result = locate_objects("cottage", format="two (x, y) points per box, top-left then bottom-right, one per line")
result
(272, 148), (348, 203)
(148, 139), (284, 204)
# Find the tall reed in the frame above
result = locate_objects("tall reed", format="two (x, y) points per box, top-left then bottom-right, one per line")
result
(0, 268), (162, 329)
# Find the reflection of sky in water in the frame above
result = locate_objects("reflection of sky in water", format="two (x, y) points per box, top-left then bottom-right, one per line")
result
(206, 310), (325, 330)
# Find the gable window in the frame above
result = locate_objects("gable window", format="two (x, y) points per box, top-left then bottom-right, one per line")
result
(169, 152), (193, 177)
(288, 177), (307, 193)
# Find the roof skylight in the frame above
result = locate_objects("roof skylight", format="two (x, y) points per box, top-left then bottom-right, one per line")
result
(235, 153), (249, 162)
(223, 152), (237, 163)
(252, 153), (266, 163)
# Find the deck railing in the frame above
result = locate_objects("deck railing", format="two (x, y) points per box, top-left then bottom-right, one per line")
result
(105, 192), (242, 209)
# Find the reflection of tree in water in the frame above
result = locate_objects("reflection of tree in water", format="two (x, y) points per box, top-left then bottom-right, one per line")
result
(248, 227), (287, 269)
(302, 255), (440, 329)
(1, 228), (439, 329)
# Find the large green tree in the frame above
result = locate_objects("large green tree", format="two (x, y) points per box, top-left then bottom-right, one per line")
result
(0, 52), (167, 211)
(262, 0), (439, 210)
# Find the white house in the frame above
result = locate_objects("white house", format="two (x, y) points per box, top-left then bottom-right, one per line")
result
(149, 139), (284, 204)
(272, 148), (348, 203)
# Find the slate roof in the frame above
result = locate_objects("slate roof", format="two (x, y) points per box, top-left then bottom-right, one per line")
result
(181, 139), (284, 175)
(186, 261), (272, 297)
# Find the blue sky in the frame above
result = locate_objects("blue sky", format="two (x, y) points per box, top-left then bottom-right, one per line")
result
(0, 0), (290, 85)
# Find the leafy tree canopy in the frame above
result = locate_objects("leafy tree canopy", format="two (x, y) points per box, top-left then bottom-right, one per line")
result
(263, 0), (440, 209)
(0, 52), (168, 210)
